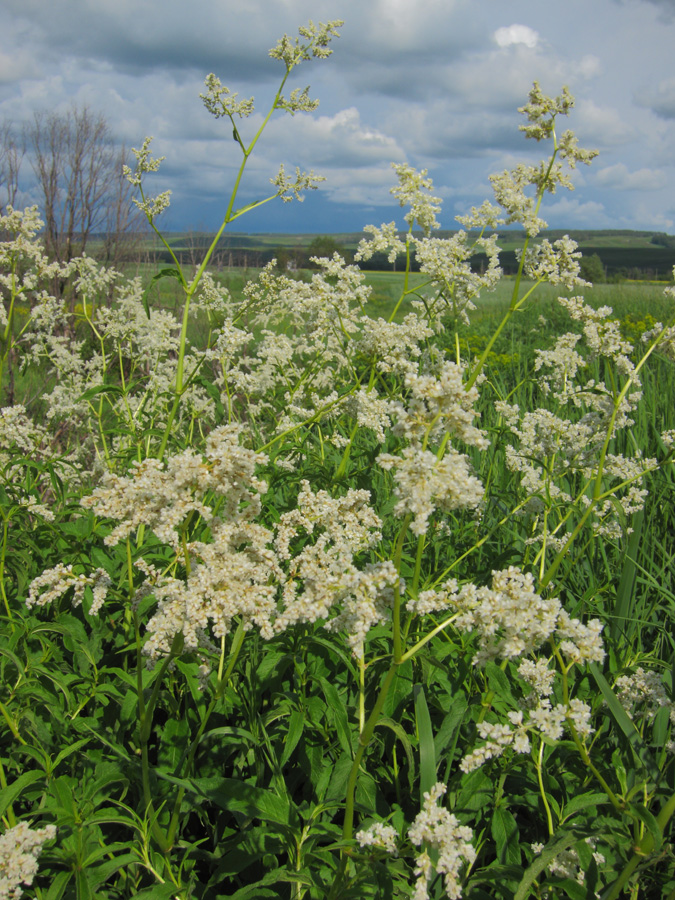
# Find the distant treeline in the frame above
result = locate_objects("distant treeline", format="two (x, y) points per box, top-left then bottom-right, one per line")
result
(469, 247), (675, 281)
(118, 229), (675, 281)
(145, 246), (675, 281)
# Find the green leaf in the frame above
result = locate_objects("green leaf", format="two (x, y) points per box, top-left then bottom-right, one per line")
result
(225, 890), (278, 900)
(77, 383), (125, 404)
(0, 770), (44, 818)
(44, 871), (72, 900)
(319, 677), (353, 757)
(85, 853), (139, 889)
(376, 717), (416, 789)
(514, 829), (584, 900)
(75, 867), (94, 900)
(455, 768), (493, 814)
(589, 663), (661, 783)
(610, 509), (643, 644)
(280, 709), (305, 767)
(486, 662), (518, 708)
(434, 693), (468, 759)
(131, 885), (182, 900)
(492, 806), (521, 865)
(553, 879), (589, 900)
(414, 684), (436, 800)
(199, 726), (256, 745)
(53, 738), (91, 771)
(561, 792), (609, 822)
(156, 773), (295, 827)
(630, 802), (663, 853)
(227, 867), (313, 898)
(141, 267), (185, 319)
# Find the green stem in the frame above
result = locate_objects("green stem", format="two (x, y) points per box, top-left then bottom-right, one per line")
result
(165, 620), (246, 849)
(0, 757), (16, 827)
(592, 327), (670, 500)
(536, 739), (555, 837)
(557, 652), (625, 814)
(466, 132), (560, 391)
(392, 515), (412, 662)
(341, 664), (399, 845)
(399, 611), (459, 664)
(0, 513), (14, 625)
(603, 790), (675, 900)
(335, 422), (359, 481)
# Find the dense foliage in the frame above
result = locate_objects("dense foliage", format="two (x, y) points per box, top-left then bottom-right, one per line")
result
(1, 21), (675, 900)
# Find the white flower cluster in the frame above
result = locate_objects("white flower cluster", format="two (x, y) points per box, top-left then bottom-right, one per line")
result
(558, 296), (635, 376)
(519, 236), (587, 290)
(26, 564), (110, 616)
(392, 363), (489, 449)
(408, 567), (605, 669)
(0, 406), (48, 467)
(496, 291), (657, 543)
(615, 667), (675, 728)
(556, 610), (606, 665)
(489, 165), (549, 238)
(268, 20), (343, 69)
(449, 567), (561, 665)
(390, 164), (442, 235)
(377, 446), (484, 537)
(345, 389), (393, 443)
(414, 231), (502, 326)
(29, 438), (402, 661)
(138, 518), (283, 659)
(459, 711), (531, 772)
(223, 257), (370, 423)
(0, 207), (64, 323)
(200, 73), (255, 119)
(355, 822), (399, 856)
(408, 783), (476, 900)
(531, 838), (605, 886)
(270, 164), (326, 203)
(274, 481), (399, 656)
(80, 424), (267, 549)
(0, 822), (56, 900)
(356, 313), (433, 377)
(377, 358), (487, 535)
(18, 272), (217, 459)
(355, 222), (407, 264)
(460, 697), (595, 772)
(518, 658), (555, 698)
(407, 578), (459, 617)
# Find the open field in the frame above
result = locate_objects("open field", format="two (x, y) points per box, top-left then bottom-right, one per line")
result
(98, 227), (675, 280)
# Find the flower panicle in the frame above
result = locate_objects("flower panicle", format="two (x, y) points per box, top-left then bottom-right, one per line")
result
(269, 20), (344, 69)
(200, 73), (255, 120)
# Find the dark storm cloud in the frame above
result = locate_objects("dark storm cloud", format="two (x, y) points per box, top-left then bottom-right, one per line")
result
(0, 0), (673, 231)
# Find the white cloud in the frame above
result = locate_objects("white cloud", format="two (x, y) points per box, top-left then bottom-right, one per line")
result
(312, 164), (403, 207)
(637, 77), (675, 118)
(493, 25), (539, 48)
(542, 196), (608, 225)
(268, 108), (405, 168)
(595, 163), (667, 190)
(579, 55), (601, 79)
(0, 48), (39, 85)
(1, 0), (674, 232)
(574, 100), (635, 147)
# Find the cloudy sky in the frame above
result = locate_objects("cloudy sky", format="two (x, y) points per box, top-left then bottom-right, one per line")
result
(1, 0), (674, 234)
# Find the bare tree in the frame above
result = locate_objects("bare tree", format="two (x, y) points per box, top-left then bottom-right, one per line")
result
(25, 105), (144, 269)
(0, 121), (25, 213)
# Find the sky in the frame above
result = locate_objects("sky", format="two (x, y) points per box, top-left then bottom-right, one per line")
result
(1, 0), (675, 235)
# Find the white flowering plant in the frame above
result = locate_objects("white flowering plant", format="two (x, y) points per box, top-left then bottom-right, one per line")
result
(1, 23), (675, 900)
